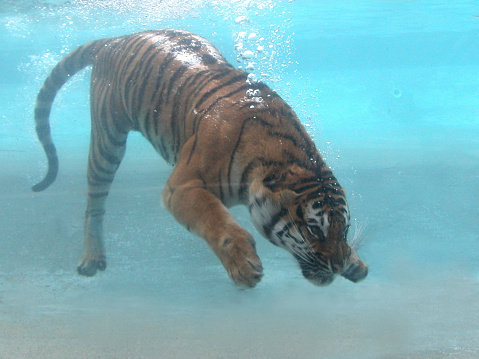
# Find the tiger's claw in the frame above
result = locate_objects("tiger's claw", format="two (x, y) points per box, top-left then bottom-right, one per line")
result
(228, 258), (263, 289)
(221, 238), (263, 289)
(77, 255), (107, 277)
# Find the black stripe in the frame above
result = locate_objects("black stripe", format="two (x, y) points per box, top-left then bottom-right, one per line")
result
(90, 154), (116, 175)
(88, 172), (113, 185)
(294, 183), (320, 194)
(122, 35), (159, 107)
(218, 169), (225, 203)
(85, 209), (106, 217)
(194, 72), (247, 111)
(266, 130), (299, 146)
(187, 68), (232, 106)
(95, 136), (122, 166)
(276, 221), (294, 238)
(190, 80), (252, 136)
(88, 191), (109, 199)
(239, 158), (262, 202)
(135, 47), (167, 116)
(149, 54), (176, 137)
(168, 65), (189, 155)
(227, 116), (275, 197)
(108, 98), (129, 135)
(100, 103), (127, 147)
(263, 207), (288, 238)
(143, 108), (155, 145)
(296, 205), (303, 219)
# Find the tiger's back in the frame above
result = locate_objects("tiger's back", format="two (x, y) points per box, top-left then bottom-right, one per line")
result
(33, 29), (368, 288)
(87, 29), (319, 205)
(89, 29), (240, 165)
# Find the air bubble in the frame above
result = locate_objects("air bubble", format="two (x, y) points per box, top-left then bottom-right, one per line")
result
(246, 62), (255, 71)
(235, 16), (249, 24)
(241, 50), (255, 60)
(246, 73), (257, 84)
(246, 89), (261, 97)
(235, 32), (246, 41)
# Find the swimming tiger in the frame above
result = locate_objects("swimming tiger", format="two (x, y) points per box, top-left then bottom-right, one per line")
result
(32, 29), (368, 288)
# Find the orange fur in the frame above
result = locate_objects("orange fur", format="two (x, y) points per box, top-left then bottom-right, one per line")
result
(32, 30), (368, 288)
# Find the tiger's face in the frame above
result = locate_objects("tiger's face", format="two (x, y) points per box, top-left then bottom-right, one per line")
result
(249, 165), (368, 286)
(291, 197), (368, 286)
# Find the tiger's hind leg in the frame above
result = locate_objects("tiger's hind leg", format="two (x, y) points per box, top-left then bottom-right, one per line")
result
(77, 97), (130, 277)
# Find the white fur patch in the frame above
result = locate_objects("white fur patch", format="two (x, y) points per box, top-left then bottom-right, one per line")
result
(305, 203), (330, 238)
(320, 213), (329, 237)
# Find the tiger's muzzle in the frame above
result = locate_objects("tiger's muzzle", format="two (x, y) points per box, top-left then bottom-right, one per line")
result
(298, 248), (368, 286)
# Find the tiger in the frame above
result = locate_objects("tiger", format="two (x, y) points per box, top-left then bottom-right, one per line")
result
(32, 29), (368, 288)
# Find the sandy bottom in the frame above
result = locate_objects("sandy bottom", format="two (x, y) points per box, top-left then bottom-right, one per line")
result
(1, 144), (478, 359)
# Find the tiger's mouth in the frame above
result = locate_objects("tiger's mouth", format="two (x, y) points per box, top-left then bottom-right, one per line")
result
(297, 259), (336, 286)
(303, 271), (336, 286)
(297, 255), (368, 287)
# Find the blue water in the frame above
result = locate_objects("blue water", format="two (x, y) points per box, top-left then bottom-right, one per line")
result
(1, 1), (478, 358)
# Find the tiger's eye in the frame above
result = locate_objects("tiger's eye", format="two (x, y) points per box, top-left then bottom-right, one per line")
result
(307, 225), (325, 241)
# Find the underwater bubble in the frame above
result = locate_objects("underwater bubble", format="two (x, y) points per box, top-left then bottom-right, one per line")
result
(235, 15), (249, 24)
(235, 32), (246, 42)
(234, 43), (243, 51)
(248, 32), (257, 41)
(241, 50), (255, 60)
(246, 89), (261, 97)
(393, 88), (402, 98)
(246, 62), (255, 71)
(257, 45), (264, 52)
(246, 73), (257, 84)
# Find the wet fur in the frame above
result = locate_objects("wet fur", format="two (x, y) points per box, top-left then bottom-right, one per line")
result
(32, 29), (368, 288)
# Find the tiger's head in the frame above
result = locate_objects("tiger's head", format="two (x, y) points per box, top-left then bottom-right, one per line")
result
(249, 164), (368, 286)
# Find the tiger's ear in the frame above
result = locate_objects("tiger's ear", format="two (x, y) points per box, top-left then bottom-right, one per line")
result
(275, 188), (298, 207)
(262, 171), (282, 192)
(249, 176), (299, 207)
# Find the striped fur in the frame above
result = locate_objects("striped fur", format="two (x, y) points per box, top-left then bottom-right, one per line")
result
(32, 29), (368, 288)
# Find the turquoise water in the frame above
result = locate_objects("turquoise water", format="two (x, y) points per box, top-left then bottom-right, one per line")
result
(1, 1), (478, 358)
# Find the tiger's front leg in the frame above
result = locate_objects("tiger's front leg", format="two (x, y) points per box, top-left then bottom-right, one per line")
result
(162, 176), (263, 288)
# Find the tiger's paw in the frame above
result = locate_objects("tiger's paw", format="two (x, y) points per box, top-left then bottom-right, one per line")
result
(221, 236), (263, 289)
(77, 254), (107, 277)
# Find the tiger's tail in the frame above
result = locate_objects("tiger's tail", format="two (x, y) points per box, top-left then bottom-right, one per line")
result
(32, 39), (111, 192)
